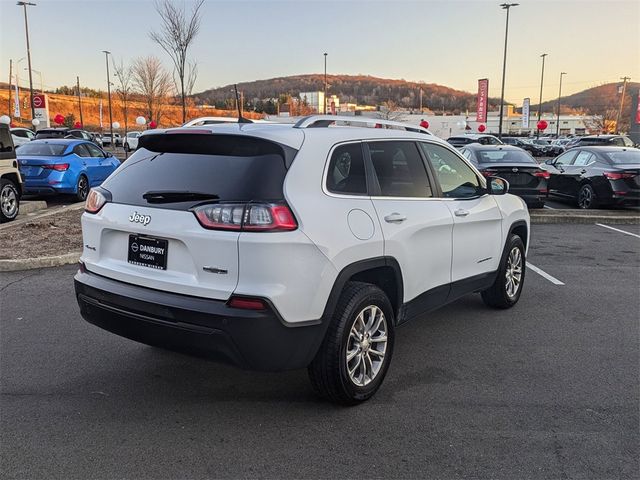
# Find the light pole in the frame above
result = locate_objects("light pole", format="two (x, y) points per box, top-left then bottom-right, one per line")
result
(536, 53), (548, 138)
(323, 52), (328, 115)
(555, 71), (566, 138)
(102, 50), (114, 146)
(615, 76), (631, 133)
(17, 1), (36, 121)
(498, 3), (518, 139)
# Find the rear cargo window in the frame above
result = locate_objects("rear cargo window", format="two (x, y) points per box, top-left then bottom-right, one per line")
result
(101, 134), (294, 210)
(16, 143), (67, 156)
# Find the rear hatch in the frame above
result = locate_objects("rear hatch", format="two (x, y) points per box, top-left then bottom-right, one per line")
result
(81, 131), (298, 300)
(17, 143), (69, 179)
(479, 163), (546, 188)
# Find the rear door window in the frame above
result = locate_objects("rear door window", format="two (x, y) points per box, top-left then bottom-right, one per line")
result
(573, 151), (595, 166)
(368, 141), (432, 197)
(326, 143), (367, 195)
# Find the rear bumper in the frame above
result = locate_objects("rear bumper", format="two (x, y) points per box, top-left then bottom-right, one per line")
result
(509, 188), (548, 205)
(74, 269), (327, 371)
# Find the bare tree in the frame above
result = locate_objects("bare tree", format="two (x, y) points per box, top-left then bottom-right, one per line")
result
(131, 55), (172, 125)
(377, 101), (405, 121)
(112, 58), (134, 136)
(150, 0), (204, 124)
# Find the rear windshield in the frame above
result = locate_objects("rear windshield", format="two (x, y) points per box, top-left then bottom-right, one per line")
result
(578, 138), (609, 145)
(447, 137), (471, 146)
(477, 149), (536, 164)
(604, 150), (640, 164)
(35, 130), (67, 139)
(17, 143), (67, 156)
(101, 134), (293, 210)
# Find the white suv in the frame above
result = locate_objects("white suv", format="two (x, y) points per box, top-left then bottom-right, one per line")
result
(75, 116), (529, 404)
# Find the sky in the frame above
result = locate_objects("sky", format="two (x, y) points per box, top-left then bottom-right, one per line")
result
(1, 0), (639, 105)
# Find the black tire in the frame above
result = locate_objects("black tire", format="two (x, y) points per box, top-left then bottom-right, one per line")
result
(308, 282), (395, 405)
(76, 175), (89, 202)
(481, 234), (526, 309)
(577, 183), (597, 209)
(0, 179), (20, 223)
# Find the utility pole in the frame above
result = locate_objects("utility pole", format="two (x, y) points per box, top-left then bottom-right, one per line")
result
(8, 60), (12, 117)
(555, 72), (566, 138)
(17, 1), (37, 121)
(419, 89), (423, 113)
(498, 3), (519, 139)
(536, 53), (548, 138)
(615, 76), (631, 133)
(76, 76), (84, 128)
(323, 52), (328, 115)
(102, 50), (113, 145)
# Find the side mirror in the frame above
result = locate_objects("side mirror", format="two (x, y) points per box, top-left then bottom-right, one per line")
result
(105, 152), (113, 157)
(487, 177), (509, 195)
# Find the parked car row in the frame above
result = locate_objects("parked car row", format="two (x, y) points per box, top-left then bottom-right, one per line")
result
(447, 133), (637, 157)
(0, 123), (122, 222)
(9, 126), (146, 151)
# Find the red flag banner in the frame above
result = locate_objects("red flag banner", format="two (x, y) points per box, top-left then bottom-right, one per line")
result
(476, 79), (489, 123)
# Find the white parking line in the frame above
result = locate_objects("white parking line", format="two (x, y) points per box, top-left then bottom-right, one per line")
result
(526, 262), (565, 285)
(543, 205), (555, 210)
(595, 223), (640, 239)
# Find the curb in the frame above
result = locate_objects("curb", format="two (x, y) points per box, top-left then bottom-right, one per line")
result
(20, 200), (48, 215)
(0, 252), (81, 272)
(531, 214), (640, 225)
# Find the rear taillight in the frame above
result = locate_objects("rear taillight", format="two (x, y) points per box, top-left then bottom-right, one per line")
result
(534, 170), (551, 179)
(479, 170), (494, 178)
(604, 171), (636, 180)
(85, 189), (107, 214)
(193, 203), (297, 232)
(41, 163), (70, 171)
(227, 296), (267, 310)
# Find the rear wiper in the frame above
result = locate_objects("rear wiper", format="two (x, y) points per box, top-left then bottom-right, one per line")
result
(143, 191), (220, 204)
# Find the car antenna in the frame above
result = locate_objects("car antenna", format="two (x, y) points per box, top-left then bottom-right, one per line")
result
(234, 84), (251, 124)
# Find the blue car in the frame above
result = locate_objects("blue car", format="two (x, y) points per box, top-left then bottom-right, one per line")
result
(17, 139), (120, 201)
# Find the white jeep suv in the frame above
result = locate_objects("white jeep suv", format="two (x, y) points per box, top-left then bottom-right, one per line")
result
(75, 116), (529, 404)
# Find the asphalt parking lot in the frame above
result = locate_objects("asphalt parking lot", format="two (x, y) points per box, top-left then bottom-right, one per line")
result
(1, 223), (638, 479)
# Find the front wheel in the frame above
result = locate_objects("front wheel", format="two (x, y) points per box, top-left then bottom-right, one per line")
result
(308, 282), (395, 405)
(0, 179), (20, 223)
(481, 234), (526, 309)
(124, 143), (130, 152)
(75, 175), (89, 202)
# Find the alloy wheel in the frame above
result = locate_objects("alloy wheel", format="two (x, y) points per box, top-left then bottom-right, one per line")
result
(78, 177), (88, 200)
(1, 185), (18, 218)
(578, 186), (593, 209)
(505, 246), (523, 299)
(346, 305), (388, 387)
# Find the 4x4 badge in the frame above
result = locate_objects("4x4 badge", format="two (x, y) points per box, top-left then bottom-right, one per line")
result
(129, 212), (151, 226)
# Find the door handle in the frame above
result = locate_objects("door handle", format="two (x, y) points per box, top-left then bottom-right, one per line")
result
(454, 209), (470, 217)
(384, 213), (406, 223)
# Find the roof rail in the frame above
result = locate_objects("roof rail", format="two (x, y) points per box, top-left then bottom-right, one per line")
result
(292, 115), (431, 135)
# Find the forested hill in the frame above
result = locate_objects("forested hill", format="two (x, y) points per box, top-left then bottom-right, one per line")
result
(194, 74), (502, 114)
